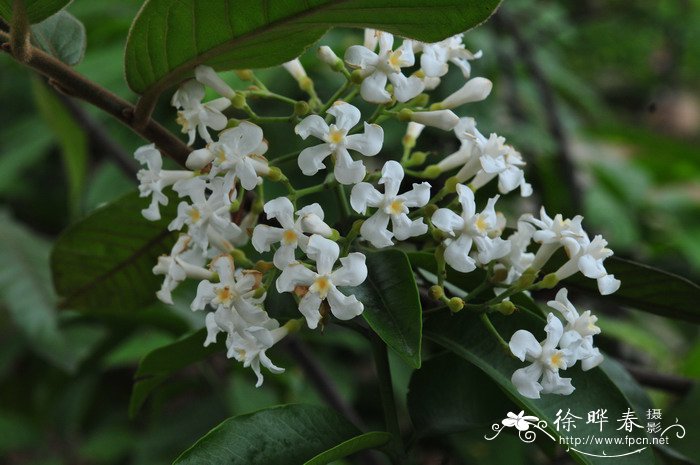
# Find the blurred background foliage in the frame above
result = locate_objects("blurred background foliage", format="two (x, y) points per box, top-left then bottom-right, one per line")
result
(1, 0), (699, 463)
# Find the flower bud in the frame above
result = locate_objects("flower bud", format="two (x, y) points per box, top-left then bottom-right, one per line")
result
(283, 58), (307, 82)
(283, 318), (304, 334)
(405, 151), (428, 167)
(402, 122), (425, 149)
(420, 165), (442, 179)
(516, 268), (538, 288)
(444, 175), (460, 193)
(294, 100), (310, 116)
(397, 108), (413, 122)
(317, 45), (342, 69)
(266, 166), (284, 182)
(235, 69), (254, 81)
(230, 92), (247, 109)
(350, 69), (365, 84)
(409, 93), (430, 107)
(448, 297), (465, 313)
(409, 110), (459, 131)
(186, 148), (216, 170)
(438, 77), (493, 109)
(255, 260), (275, 273)
(494, 300), (516, 315)
(195, 65), (235, 98)
(429, 284), (444, 300)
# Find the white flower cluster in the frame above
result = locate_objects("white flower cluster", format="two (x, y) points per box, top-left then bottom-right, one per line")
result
(131, 28), (619, 395)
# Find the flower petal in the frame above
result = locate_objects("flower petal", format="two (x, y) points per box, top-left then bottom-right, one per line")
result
(444, 235), (476, 272)
(298, 143), (333, 176)
(345, 123), (384, 156)
(306, 234), (340, 276)
(331, 252), (367, 287)
(327, 101), (361, 131)
(327, 287), (364, 320)
(350, 182), (384, 214)
(360, 71), (391, 103)
(431, 208), (465, 235)
(251, 225), (284, 253)
(509, 330), (542, 361)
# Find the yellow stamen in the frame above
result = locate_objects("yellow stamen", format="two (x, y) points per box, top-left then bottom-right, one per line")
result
(388, 50), (403, 70)
(313, 276), (331, 298)
(282, 229), (298, 245)
(475, 215), (488, 232)
(188, 208), (201, 222)
(216, 286), (232, 303)
(389, 199), (404, 215)
(328, 128), (345, 145)
(550, 352), (563, 368)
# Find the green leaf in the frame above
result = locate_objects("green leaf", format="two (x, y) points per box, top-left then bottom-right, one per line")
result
(31, 78), (87, 217)
(303, 431), (391, 465)
(348, 249), (422, 368)
(560, 256), (700, 323)
(0, 211), (103, 372)
(31, 10), (86, 66)
(129, 328), (222, 417)
(51, 190), (178, 314)
(173, 404), (362, 465)
(124, 0), (502, 94)
(424, 310), (656, 465)
(407, 353), (513, 437)
(0, 0), (71, 23)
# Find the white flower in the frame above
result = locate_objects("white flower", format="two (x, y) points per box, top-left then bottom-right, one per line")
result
(431, 184), (510, 272)
(194, 65), (235, 99)
(276, 235), (367, 329)
(403, 122), (425, 147)
(547, 288), (604, 371)
(522, 208), (587, 271)
(436, 117), (480, 172)
(225, 322), (287, 387)
(171, 80), (230, 145)
(509, 314), (576, 399)
(169, 177), (241, 253)
(470, 134), (532, 197)
(295, 101), (383, 184)
(554, 235), (621, 296)
(282, 58), (309, 84)
(187, 121), (270, 191)
(412, 33), (483, 78)
(345, 31), (424, 103)
(134, 144), (193, 221)
(350, 161), (430, 248)
(409, 110), (460, 131)
(252, 197), (333, 269)
(153, 235), (211, 304)
(192, 255), (267, 323)
(495, 221), (536, 286)
(438, 77), (492, 109)
(317, 45), (341, 67)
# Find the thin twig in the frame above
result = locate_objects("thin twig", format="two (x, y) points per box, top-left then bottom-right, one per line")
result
(493, 8), (583, 214)
(0, 30), (191, 166)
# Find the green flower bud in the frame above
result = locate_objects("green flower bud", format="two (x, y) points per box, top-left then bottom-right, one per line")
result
(406, 151), (428, 167)
(421, 165), (442, 179)
(350, 69), (365, 84)
(429, 285), (444, 300)
(231, 92), (247, 109)
(266, 166), (285, 182)
(538, 273), (560, 290)
(397, 108), (413, 122)
(448, 297), (465, 313)
(494, 300), (516, 315)
(294, 100), (310, 116)
(235, 69), (254, 81)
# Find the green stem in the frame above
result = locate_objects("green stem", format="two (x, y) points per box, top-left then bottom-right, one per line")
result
(370, 334), (405, 463)
(319, 80), (354, 113)
(245, 90), (297, 106)
(269, 149), (302, 166)
(480, 313), (513, 356)
(335, 183), (351, 219)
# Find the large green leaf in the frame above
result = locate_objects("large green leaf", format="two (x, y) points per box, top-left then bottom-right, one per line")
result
(173, 404), (362, 465)
(303, 431), (391, 465)
(407, 353), (513, 437)
(51, 191), (178, 314)
(31, 10), (86, 66)
(129, 329), (221, 417)
(424, 310), (656, 465)
(124, 0), (502, 94)
(0, 211), (103, 372)
(0, 0), (71, 23)
(556, 256), (700, 323)
(347, 249), (422, 368)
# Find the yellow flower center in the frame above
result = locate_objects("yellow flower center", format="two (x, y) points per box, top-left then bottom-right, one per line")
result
(550, 352), (564, 368)
(475, 215), (488, 233)
(176, 112), (189, 130)
(188, 207), (201, 223)
(328, 127), (345, 145)
(313, 276), (331, 298)
(282, 229), (298, 245)
(216, 286), (232, 303)
(388, 50), (403, 70)
(215, 148), (227, 164)
(389, 199), (404, 215)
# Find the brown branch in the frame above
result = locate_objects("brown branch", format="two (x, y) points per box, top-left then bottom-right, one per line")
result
(0, 30), (191, 167)
(493, 8), (583, 215)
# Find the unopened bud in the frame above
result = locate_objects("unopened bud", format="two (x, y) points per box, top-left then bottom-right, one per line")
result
(283, 58), (307, 83)
(405, 151), (428, 167)
(448, 297), (465, 313)
(538, 273), (559, 290)
(491, 266), (508, 284)
(283, 318), (304, 334)
(266, 166), (284, 182)
(350, 69), (365, 84)
(253, 286), (266, 299)
(328, 229), (341, 241)
(317, 45), (341, 68)
(494, 300), (516, 315)
(409, 110), (459, 131)
(410, 93), (430, 108)
(397, 108), (413, 122)
(429, 285), (444, 300)
(235, 69), (254, 81)
(439, 77), (493, 109)
(195, 65), (235, 98)
(421, 165), (442, 179)
(294, 100), (310, 116)
(444, 176), (460, 193)
(255, 260), (275, 273)
(230, 92), (247, 109)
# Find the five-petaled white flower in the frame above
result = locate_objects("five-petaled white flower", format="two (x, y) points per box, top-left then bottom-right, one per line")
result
(276, 235), (367, 329)
(187, 121), (270, 191)
(171, 80), (230, 145)
(522, 207), (587, 271)
(169, 177), (241, 253)
(345, 30), (424, 103)
(295, 101), (383, 184)
(252, 197), (333, 269)
(509, 313), (576, 399)
(494, 221), (536, 287)
(351, 161), (431, 248)
(412, 33), (483, 79)
(547, 288), (604, 371)
(432, 184), (511, 272)
(134, 144), (193, 221)
(225, 322), (287, 387)
(153, 235), (211, 304)
(555, 234), (621, 296)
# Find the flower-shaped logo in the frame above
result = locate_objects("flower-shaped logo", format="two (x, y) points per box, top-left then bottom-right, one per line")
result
(502, 411), (540, 431)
